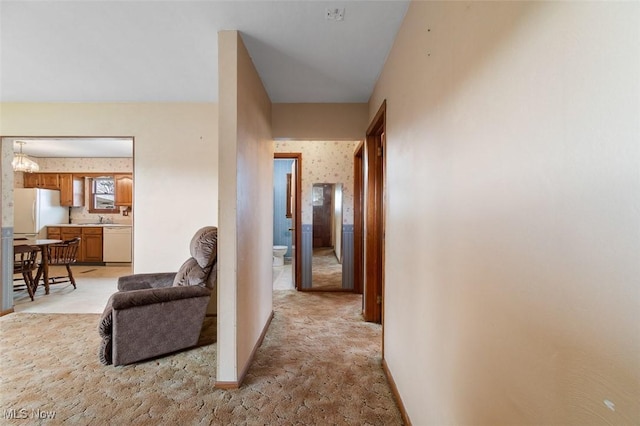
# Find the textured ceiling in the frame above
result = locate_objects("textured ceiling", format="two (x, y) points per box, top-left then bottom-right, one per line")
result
(0, 0), (409, 103)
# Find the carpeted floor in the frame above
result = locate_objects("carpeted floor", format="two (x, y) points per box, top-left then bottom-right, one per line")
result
(312, 247), (343, 290)
(0, 290), (402, 425)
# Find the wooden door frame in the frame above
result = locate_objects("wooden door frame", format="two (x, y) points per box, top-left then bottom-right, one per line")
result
(363, 101), (386, 324)
(353, 141), (364, 295)
(274, 152), (302, 290)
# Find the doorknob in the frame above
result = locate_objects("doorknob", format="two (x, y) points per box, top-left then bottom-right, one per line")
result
(288, 228), (295, 231)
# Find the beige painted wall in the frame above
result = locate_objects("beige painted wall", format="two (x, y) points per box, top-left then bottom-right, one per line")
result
(272, 103), (367, 140)
(371, 2), (639, 424)
(217, 31), (273, 384)
(0, 103), (218, 273)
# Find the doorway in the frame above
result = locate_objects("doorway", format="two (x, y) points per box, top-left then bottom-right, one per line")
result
(273, 153), (301, 290)
(2, 136), (134, 315)
(274, 140), (360, 292)
(363, 101), (386, 324)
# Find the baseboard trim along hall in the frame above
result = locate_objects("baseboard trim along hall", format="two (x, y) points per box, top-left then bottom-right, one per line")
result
(382, 358), (412, 426)
(215, 310), (275, 389)
(1, 308), (14, 317)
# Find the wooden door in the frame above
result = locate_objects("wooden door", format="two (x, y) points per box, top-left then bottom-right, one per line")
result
(364, 101), (386, 324)
(312, 184), (333, 248)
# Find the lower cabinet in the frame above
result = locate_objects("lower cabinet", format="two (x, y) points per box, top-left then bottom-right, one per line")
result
(47, 226), (103, 263)
(47, 227), (62, 241)
(82, 228), (103, 262)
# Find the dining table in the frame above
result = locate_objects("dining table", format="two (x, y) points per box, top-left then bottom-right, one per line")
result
(13, 238), (63, 295)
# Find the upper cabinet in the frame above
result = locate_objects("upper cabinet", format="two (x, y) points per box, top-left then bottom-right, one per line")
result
(114, 174), (133, 206)
(58, 173), (85, 207)
(24, 172), (84, 207)
(23, 173), (59, 190)
(23, 173), (40, 188)
(24, 172), (135, 208)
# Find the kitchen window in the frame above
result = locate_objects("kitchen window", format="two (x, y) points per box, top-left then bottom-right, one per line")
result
(89, 176), (118, 213)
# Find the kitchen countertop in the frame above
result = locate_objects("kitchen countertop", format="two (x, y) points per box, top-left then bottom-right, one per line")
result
(49, 224), (132, 228)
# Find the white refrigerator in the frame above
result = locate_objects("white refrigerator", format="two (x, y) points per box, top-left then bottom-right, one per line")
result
(14, 188), (69, 239)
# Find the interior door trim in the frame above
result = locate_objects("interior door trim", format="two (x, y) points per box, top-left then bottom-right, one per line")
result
(364, 100), (386, 325)
(353, 140), (364, 295)
(274, 152), (302, 289)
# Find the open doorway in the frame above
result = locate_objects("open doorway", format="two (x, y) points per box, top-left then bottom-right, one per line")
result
(273, 153), (301, 291)
(3, 136), (134, 314)
(273, 140), (360, 292)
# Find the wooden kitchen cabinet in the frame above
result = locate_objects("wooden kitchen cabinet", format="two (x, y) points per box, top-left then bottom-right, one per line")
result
(40, 173), (60, 190)
(59, 174), (84, 207)
(82, 227), (103, 262)
(47, 227), (62, 240)
(23, 173), (41, 188)
(47, 226), (103, 263)
(23, 173), (60, 190)
(60, 227), (83, 260)
(114, 174), (133, 206)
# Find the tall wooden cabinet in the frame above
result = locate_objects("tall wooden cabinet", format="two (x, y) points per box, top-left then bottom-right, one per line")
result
(58, 174), (84, 207)
(114, 174), (133, 206)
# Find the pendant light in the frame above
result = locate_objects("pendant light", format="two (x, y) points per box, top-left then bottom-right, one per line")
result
(12, 140), (40, 173)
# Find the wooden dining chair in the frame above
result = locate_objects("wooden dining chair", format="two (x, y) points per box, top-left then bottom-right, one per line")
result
(46, 237), (81, 289)
(14, 245), (40, 301)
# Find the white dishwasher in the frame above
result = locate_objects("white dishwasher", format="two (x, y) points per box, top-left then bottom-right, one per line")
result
(103, 226), (132, 263)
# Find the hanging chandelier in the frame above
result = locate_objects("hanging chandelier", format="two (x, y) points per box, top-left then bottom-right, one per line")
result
(12, 141), (40, 173)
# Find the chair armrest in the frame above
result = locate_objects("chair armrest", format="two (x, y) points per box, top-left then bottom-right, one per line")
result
(111, 286), (211, 311)
(117, 272), (177, 291)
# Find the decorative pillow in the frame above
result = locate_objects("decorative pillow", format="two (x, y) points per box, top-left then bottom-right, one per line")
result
(189, 227), (217, 269)
(172, 257), (208, 287)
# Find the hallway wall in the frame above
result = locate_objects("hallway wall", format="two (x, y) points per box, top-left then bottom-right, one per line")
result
(218, 30), (273, 385)
(371, 2), (640, 424)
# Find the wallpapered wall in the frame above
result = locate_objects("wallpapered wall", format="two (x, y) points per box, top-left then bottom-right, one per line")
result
(14, 157), (133, 224)
(274, 140), (360, 225)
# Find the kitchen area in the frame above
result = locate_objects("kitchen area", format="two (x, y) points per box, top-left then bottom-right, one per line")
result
(12, 138), (134, 266)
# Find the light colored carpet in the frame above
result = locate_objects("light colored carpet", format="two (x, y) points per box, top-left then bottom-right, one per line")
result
(0, 290), (402, 425)
(312, 247), (343, 290)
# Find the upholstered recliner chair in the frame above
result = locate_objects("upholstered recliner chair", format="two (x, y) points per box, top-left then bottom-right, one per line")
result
(98, 226), (217, 366)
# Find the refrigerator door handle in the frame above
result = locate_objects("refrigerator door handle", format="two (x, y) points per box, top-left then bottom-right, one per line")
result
(32, 201), (36, 227)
